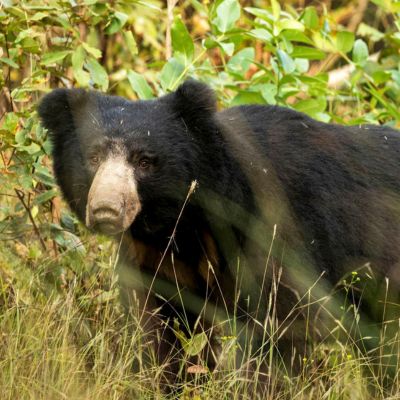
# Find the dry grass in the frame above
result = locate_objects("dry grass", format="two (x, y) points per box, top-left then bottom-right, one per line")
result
(0, 235), (399, 400)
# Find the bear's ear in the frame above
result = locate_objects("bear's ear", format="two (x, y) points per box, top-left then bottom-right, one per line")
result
(171, 80), (217, 125)
(38, 88), (88, 137)
(38, 88), (94, 222)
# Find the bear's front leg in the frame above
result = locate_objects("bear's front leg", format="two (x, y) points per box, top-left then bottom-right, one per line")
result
(115, 234), (184, 390)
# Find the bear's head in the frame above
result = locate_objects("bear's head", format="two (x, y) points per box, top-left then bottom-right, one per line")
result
(38, 80), (217, 237)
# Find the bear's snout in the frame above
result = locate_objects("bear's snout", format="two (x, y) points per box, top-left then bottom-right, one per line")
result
(85, 156), (141, 235)
(89, 202), (124, 235)
(92, 204), (121, 219)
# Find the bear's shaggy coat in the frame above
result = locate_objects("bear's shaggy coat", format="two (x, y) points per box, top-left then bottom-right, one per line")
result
(39, 80), (400, 371)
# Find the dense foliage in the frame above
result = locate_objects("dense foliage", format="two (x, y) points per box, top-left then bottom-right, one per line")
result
(2, 0), (400, 257)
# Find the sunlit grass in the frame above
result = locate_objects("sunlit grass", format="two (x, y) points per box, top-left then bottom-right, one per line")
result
(0, 238), (399, 399)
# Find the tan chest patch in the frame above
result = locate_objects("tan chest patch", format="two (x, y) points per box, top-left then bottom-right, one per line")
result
(125, 231), (221, 292)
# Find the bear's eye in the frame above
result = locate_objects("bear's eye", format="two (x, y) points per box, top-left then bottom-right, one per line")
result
(90, 155), (100, 165)
(138, 158), (151, 169)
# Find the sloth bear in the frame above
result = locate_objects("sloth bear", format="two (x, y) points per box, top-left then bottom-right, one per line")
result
(38, 80), (400, 373)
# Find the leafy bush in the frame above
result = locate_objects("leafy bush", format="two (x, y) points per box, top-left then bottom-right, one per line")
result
(2, 0), (400, 255)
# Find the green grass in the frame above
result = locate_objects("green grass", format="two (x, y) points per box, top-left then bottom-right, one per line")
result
(0, 236), (399, 400)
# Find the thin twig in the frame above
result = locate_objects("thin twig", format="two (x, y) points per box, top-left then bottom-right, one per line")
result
(7, 148), (16, 168)
(51, 196), (61, 257)
(0, 192), (19, 198)
(0, 151), (8, 170)
(4, 33), (16, 113)
(140, 180), (197, 325)
(14, 188), (47, 251)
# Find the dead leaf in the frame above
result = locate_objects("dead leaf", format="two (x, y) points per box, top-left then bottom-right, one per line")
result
(187, 365), (208, 374)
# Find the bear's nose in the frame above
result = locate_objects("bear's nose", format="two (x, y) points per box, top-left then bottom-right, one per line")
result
(92, 205), (121, 219)
(87, 201), (125, 235)
(85, 156), (141, 235)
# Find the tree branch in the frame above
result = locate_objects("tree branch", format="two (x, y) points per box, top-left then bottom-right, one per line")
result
(14, 188), (47, 252)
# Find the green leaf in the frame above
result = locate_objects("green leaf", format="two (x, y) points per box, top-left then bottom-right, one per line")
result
(213, 0), (240, 33)
(20, 174), (34, 190)
(15, 129), (26, 145)
(73, 70), (91, 88)
(357, 23), (384, 42)
(336, 31), (355, 53)
(127, 70), (154, 100)
(82, 42), (102, 59)
(86, 57), (109, 91)
(218, 41), (234, 56)
(20, 142), (42, 155)
(277, 18), (305, 33)
(0, 57), (19, 69)
(73, 46), (85, 68)
(203, 38), (219, 50)
(271, 0), (281, 20)
(372, 70), (390, 85)
(4, 113), (19, 133)
(35, 123), (46, 141)
(365, 84), (400, 120)
(11, 88), (31, 103)
(123, 31), (138, 56)
(6, 6), (25, 19)
(370, 0), (400, 12)
(302, 6), (319, 30)
(259, 83), (277, 105)
(227, 47), (255, 76)
(34, 170), (56, 187)
(30, 12), (48, 21)
(244, 7), (273, 22)
(60, 213), (76, 232)
(41, 51), (70, 66)
(72, 46), (90, 87)
(352, 39), (369, 66)
(34, 188), (58, 205)
(230, 91), (265, 106)
(291, 46), (325, 60)
(295, 58), (310, 73)
(42, 139), (52, 155)
(171, 17), (194, 64)
(51, 225), (86, 254)
(183, 332), (208, 356)
(173, 320), (208, 356)
(105, 11), (128, 35)
(248, 28), (273, 42)
(293, 98), (326, 117)
(31, 205), (39, 219)
(20, 37), (40, 54)
(282, 30), (314, 45)
(160, 57), (185, 91)
(277, 49), (296, 74)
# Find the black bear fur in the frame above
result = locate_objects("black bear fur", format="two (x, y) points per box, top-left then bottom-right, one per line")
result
(38, 80), (400, 372)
